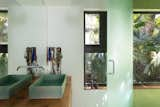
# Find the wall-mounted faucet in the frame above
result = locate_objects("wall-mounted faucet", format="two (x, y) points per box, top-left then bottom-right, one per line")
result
(16, 65), (45, 72)
(18, 47), (63, 75)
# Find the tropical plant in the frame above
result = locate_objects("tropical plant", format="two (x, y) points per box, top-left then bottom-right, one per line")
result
(133, 13), (160, 83)
(0, 53), (8, 76)
(85, 53), (106, 85)
(0, 12), (8, 43)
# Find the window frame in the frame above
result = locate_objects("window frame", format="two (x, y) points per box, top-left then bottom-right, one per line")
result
(0, 10), (8, 53)
(84, 11), (107, 88)
(133, 11), (160, 87)
(84, 11), (107, 53)
(134, 11), (160, 14)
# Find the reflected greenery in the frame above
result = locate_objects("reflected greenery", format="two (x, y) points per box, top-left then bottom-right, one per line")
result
(0, 53), (8, 76)
(85, 13), (100, 45)
(85, 53), (106, 89)
(0, 12), (8, 43)
(0, 11), (8, 77)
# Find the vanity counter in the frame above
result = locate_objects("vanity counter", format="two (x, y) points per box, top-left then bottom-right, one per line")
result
(0, 76), (72, 107)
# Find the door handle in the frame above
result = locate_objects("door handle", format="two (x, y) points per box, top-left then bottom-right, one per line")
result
(108, 59), (115, 75)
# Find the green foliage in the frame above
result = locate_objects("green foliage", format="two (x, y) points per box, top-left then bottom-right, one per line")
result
(85, 53), (106, 84)
(133, 13), (160, 83)
(0, 54), (8, 76)
(134, 21), (145, 28)
(0, 12), (8, 43)
(155, 16), (160, 28)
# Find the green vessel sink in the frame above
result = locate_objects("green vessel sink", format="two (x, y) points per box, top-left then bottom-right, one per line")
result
(0, 75), (32, 99)
(29, 74), (67, 99)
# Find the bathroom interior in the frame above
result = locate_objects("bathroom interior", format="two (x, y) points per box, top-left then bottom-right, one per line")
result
(0, 0), (160, 107)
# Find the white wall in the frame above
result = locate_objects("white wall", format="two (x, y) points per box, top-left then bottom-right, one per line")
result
(8, 6), (47, 74)
(0, 0), (9, 9)
(8, 1), (108, 107)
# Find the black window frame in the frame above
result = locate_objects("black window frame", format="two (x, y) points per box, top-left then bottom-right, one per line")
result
(84, 11), (107, 88)
(134, 11), (160, 14)
(84, 11), (107, 53)
(0, 10), (8, 53)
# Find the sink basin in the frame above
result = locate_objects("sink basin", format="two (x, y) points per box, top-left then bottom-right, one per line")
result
(29, 74), (67, 99)
(0, 75), (32, 99)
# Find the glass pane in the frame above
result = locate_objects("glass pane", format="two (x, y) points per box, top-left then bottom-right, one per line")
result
(84, 53), (107, 90)
(85, 13), (100, 45)
(133, 13), (160, 85)
(107, 0), (132, 107)
(0, 53), (8, 76)
(0, 12), (8, 43)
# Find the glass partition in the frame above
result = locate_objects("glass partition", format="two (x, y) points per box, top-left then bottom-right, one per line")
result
(107, 0), (133, 107)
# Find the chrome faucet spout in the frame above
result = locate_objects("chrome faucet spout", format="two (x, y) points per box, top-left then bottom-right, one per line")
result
(16, 65), (45, 71)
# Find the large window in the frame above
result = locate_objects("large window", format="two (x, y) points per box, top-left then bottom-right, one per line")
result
(0, 10), (8, 76)
(133, 12), (160, 86)
(84, 11), (107, 90)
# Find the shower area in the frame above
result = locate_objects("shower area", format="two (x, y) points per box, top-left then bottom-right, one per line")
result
(7, 0), (134, 107)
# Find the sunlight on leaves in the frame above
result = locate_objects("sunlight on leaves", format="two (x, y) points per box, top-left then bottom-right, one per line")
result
(133, 13), (160, 84)
(85, 14), (100, 45)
